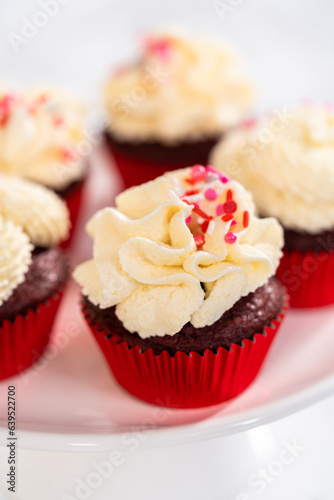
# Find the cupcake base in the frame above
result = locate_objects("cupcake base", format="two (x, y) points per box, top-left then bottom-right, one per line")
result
(56, 176), (87, 248)
(0, 247), (68, 323)
(277, 249), (334, 308)
(0, 289), (64, 380)
(104, 131), (221, 189)
(0, 247), (68, 380)
(82, 280), (288, 408)
(277, 227), (334, 308)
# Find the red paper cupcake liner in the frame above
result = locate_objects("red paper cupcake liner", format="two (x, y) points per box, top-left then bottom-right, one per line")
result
(277, 248), (334, 308)
(59, 178), (86, 248)
(108, 146), (195, 189)
(83, 299), (288, 409)
(0, 289), (64, 381)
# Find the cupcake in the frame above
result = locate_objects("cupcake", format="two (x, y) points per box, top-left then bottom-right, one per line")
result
(0, 88), (87, 245)
(74, 165), (286, 408)
(103, 29), (255, 189)
(211, 104), (334, 308)
(0, 174), (70, 380)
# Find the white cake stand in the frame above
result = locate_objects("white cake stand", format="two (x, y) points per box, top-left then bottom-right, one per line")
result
(0, 152), (333, 500)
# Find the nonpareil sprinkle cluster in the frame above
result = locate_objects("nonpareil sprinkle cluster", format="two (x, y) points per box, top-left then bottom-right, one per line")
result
(169, 165), (250, 248)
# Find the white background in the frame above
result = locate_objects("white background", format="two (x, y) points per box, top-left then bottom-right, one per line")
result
(1, 1), (334, 499)
(2, 0), (334, 109)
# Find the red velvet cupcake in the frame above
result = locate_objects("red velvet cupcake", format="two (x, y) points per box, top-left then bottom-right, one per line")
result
(0, 88), (88, 246)
(103, 29), (255, 189)
(211, 104), (334, 307)
(74, 166), (286, 408)
(0, 175), (70, 380)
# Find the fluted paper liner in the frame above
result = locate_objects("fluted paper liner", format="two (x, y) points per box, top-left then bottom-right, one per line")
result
(83, 298), (288, 409)
(0, 289), (64, 380)
(277, 248), (334, 308)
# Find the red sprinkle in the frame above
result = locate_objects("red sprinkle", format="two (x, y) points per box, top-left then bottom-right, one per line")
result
(185, 189), (200, 196)
(243, 210), (249, 228)
(201, 216), (213, 233)
(201, 220), (209, 233)
(194, 234), (205, 247)
(226, 189), (233, 201)
(231, 220), (237, 226)
(185, 177), (200, 185)
(224, 232), (237, 244)
(222, 214), (234, 222)
(185, 216), (191, 224)
(193, 206), (211, 219)
(183, 200), (211, 220)
(223, 200), (237, 214)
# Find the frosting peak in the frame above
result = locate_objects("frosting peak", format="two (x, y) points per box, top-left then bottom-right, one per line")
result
(0, 88), (86, 190)
(210, 104), (334, 233)
(0, 216), (32, 307)
(74, 166), (282, 338)
(104, 29), (255, 143)
(0, 174), (70, 246)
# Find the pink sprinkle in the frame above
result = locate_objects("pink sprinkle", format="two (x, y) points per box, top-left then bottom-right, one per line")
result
(36, 93), (49, 104)
(206, 165), (220, 174)
(204, 188), (217, 201)
(185, 216), (191, 224)
(194, 234), (205, 247)
(62, 147), (77, 162)
(231, 220), (237, 226)
(0, 94), (15, 126)
(53, 116), (63, 126)
(216, 204), (224, 216)
(224, 232), (237, 244)
(145, 38), (171, 60)
(190, 165), (206, 182)
(207, 165), (229, 183)
(241, 118), (256, 129)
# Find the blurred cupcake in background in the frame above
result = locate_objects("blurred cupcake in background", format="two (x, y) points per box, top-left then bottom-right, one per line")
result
(0, 88), (88, 245)
(211, 104), (334, 307)
(74, 165), (286, 408)
(103, 28), (255, 188)
(0, 174), (70, 380)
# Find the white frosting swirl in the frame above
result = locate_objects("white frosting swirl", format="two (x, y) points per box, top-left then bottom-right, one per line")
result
(0, 88), (86, 190)
(0, 174), (70, 247)
(74, 167), (282, 338)
(211, 105), (334, 233)
(104, 29), (255, 143)
(0, 216), (32, 307)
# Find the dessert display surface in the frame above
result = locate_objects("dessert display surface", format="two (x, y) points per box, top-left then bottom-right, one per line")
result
(0, 148), (333, 451)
